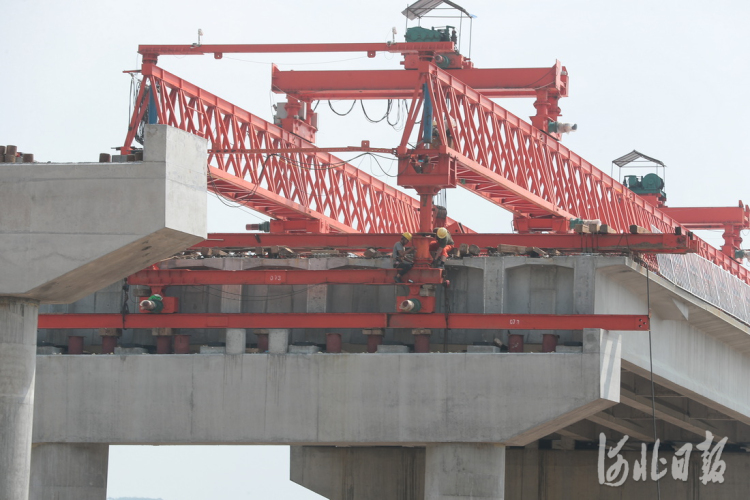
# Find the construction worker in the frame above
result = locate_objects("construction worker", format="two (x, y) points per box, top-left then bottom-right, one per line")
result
(430, 227), (454, 268)
(393, 232), (415, 283)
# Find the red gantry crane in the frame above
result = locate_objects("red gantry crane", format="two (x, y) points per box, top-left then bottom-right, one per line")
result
(39, 1), (750, 348)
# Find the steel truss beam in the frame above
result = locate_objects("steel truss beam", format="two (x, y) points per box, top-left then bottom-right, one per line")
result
(193, 232), (698, 253)
(396, 63), (749, 282)
(123, 65), (445, 234)
(37, 313), (649, 331)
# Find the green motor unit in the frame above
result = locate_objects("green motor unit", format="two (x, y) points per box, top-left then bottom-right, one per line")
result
(623, 173), (666, 198)
(405, 26), (453, 43)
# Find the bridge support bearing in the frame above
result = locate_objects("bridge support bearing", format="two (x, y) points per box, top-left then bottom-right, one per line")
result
(30, 443), (109, 500)
(0, 297), (38, 500)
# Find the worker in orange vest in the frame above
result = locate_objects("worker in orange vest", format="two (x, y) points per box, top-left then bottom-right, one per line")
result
(430, 227), (454, 269)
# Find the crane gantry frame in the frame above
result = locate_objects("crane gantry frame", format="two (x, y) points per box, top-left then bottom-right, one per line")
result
(37, 35), (750, 340)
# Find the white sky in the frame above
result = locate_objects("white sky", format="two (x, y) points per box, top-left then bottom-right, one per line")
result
(5, 0), (749, 498)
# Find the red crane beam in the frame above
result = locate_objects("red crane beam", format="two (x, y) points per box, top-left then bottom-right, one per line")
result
(271, 62), (568, 100)
(138, 42), (457, 63)
(38, 313), (649, 331)
(660, 205), (750, 230)
(128, 268), (444, 286)
(193, 232), (697, 253)
(123, 64), (438, 233)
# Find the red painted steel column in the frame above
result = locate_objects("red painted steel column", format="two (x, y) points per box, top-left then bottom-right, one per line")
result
(153, 328), (173, 354)
(414, 194), (435, 264)
(156, 337), (172, 354)
(542, 334), (558, 353)
(255, 329), (269, 352)
(67, 336), (84, 355)
(412, 328), (431, 353)
(173, 335), (190, 354)
(508, 334), (524, 353)
(363, 328), (384, 353)
(99, 328), (120, 354)
(101, 336), (117, 354)
(326, 333), (342, 353)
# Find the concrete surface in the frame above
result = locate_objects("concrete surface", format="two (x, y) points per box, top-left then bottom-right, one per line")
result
(30, 444), (108, 500)
(32, 350), (617, 445)
(425, 443), (506, 499)
(377, 345), (410, 353)
(199, 345), (225, 354)
(467, 345), (501, 353)
(595, 261), (750, 425)
(0, 297), (38, 500)
(0, 125), (207, 303)
(291, 446), (425, 500)
(288, 345), (321, 354)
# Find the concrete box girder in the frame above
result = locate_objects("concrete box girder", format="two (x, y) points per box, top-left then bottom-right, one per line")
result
(0, 125), (207, 303)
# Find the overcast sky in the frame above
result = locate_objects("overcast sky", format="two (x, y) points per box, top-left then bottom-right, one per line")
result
(5, 0), (750, 498)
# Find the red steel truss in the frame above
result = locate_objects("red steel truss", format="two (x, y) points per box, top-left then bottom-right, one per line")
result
(123, 64), (432, 234)
(122, 43), (749, 287)
(394, 63), (749, 282)
(37, 313), (649, 331)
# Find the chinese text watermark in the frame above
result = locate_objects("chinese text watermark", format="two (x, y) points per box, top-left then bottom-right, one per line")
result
(598, 431), (727, 486)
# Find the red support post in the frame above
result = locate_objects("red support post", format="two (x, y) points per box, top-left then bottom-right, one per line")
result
(156, 336), (172, 355)
(542, 334), (559, 353)
(508, 334), (524, 353)
(101, 336), (118, 354)
(326, 333), (342, 354)
(67, 336), (84, 355)
(173, 335), (190, 354)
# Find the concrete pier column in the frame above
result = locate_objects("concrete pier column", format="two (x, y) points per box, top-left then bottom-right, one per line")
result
(425, 443), (506, 499)
(225, 328), (246, 354)
(269, 328), (289, 353)
(0, 297), (39, 500)
(30, 443), (109, 500)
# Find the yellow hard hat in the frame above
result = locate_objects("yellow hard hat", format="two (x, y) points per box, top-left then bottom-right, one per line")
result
(402, 232), (412, 241)
(436, 227), (448, 239)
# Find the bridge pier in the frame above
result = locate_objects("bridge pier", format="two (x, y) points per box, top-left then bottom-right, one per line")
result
(30, 444), (109, 500)
(0, 297), (39, 500)
(425, 444), (506, 499)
